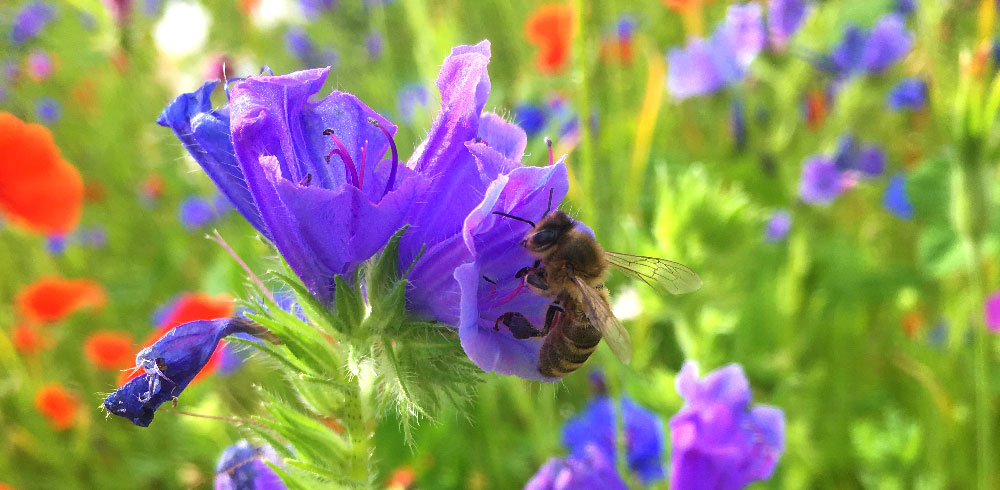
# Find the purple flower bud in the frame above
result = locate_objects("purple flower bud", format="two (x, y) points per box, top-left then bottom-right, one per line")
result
(214, 440), (286, 490)
(765, 210), (791, 242)
(857, 146), (886, 178)
(365, 31), (384, 61)
(767, 0), (808, 50)
(670, 362), (785, 490)
(514, 103), (548, 137)
(862, 14), (912, 73)
(799, 156), (844, 204)
(887, 77), (927, 110)
(11, 2), (54, 44)
(829, 26), (867, 75)
(525, 444), (627, 490)
(616, 14), (637, 41)
(103, 318), (261, 427)
(717, 3), (765, 67)
(35, 96), (61, 124)
(883, 173), (913, 220)
(178, 196), (217, 230)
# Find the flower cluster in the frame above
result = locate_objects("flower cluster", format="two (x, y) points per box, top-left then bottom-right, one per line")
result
(822, 14), (912, 79)
(798, 133), (887, 205)
(214, 440), (286, 490)
(670, 362), (785, 489)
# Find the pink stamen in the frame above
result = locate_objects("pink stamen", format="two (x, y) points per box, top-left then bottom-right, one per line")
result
(368, 118), (398, 197)
(544, 136), (554, 166)
(322, 129), (359, 188)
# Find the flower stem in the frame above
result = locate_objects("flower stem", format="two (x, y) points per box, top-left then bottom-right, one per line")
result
(965, 239), (993, 490)
(342, 365), (371, 485)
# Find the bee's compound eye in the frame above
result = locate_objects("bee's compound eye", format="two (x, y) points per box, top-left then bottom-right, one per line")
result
(533, 230), (557, 247)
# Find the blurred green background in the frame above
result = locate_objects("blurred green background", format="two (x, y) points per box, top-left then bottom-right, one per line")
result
(1, 0), (999, 488)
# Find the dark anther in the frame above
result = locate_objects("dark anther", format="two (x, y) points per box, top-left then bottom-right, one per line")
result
(299, 173), (312, 186)
(322, 128), (334, 135)
(481, 275), (498, 285)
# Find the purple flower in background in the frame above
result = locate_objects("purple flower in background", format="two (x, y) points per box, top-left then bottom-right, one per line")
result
(616, 14), (637, 41)
(214, 440), (286, 490)
(159, 64), (428, 304)
(100, 0), (134, 26)
(667, 3), (764, 99)
(10, 2), (54, 44)
(985, 292), (1000, 333)
(103, 318), (264, 427)
(366, 31), (384, 60)
(559, 395), (666, 484)
(46, 234), (67, 255)
(212, 193), (234, 216)
(525, 444), (627, 490)
(883, 174), (913, 220)
(143, 0), (162, 16)
(26, 50), (54, 81)
(515, 103), (548, 137)
(856, 147), (886, 177)
(831, 134), (885, 178)
(75, 225), (108, 248)
(285, 27), (316, 63)
(828, 26), (867, 75)
(35, 96), (61, 124)
(397, 83), (430, 124)
(215, 441), (286, 490)
(896, 0), (915, 15)
(767, 0), (808, 50)
(765, 210), (791, 242)
(887, 78), (927, 110)
(863, 15), (912, 73)
(178, 196), (217, 230)
(670, 361), (785, 490)
(298, 0), (336, 16)
(799, 156), (844, 204)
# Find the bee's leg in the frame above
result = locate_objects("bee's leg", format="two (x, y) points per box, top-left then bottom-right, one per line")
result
(524, 269), (548, 290)
(494, 302), (564, 339)
(514, 260), (542, 279)
(540, 302), (564, 336)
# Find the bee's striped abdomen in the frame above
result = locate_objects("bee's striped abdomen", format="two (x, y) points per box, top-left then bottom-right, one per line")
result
(538, 301), (602, 378)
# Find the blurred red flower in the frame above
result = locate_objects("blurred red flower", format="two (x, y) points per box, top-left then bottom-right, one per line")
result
(119, 293), (234, 386)
(85, 331), (135, 370)
(0, 112), (83, 234)
(35, 383), (78, 430)
(387, 465), (416, 490)
(805, 89), (827, 131)
(17, 276), (106, 324)
(524, 4), (575, 74)
(12, 324), (49, 354)
(661, 0), (712, 13)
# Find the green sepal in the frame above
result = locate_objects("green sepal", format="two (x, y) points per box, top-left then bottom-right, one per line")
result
(334, 271), (365, 336)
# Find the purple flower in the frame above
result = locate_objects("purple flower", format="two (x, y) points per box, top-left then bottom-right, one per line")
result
(525, 444), (627, 490)
(101, 0), (133, 26)
(158, 66), (427, 304)
(26, 50), (54, 81)
(514, 103), (548, 137)
(887, 78), (927, 110)
(828, 26), (867, 75)
(35, 96), (61, 124)
(765, 210), (791, 242)
(670, 361), (785, 490)
(831, 134), (885, 178)
(560, 396), (666, 484)
(178, 196), (217, 230)
(856, 147), (886, 177)
(75, 225), (108, 248)
(285, 27), (316, 63)
(298, 0), (336, 16)
(397, 83), (430, 124)
(616, 14), (637, 41)
(214, 440), (286, 490)
(798, 156), (844, 204)
(985, 292), (1000, 333)
(863, 15), (912, 73)
(10, 2), (54, 44)
(365, 31), (384, 61)
(896, 0), (915, 15)
(103, 318), (260, 427)
(883, 173), (913, 220)
(46, 234), (67, 254)
(767, 0), (808, 50)
(666, 4), (763, 99)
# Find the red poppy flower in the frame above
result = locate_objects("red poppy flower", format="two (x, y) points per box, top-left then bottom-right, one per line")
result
(12, 324), (49, 354)
(0, 112), (83, 234)
(119, 293), (234, 386)
(85, 331), (134, 370)
(16, 276), (106, 324)
(35, 383), (78, 430)
(524, 4), (575, 74)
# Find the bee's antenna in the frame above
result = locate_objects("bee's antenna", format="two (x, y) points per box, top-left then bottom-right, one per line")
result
(543, 188), (554, 217)
(492, 211), (536, 228)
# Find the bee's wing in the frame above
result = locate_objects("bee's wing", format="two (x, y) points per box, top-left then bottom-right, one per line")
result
(604, 251), (702, 295)
(568, 274), (632, 365)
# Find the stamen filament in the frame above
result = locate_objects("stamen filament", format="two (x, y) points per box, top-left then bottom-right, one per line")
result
(322, 129), (360, 188)
(368, 118), (398, 197)
(544, 136), (554, 166)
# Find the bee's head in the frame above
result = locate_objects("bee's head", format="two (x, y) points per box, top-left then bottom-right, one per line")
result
(521, 210), (573, 254)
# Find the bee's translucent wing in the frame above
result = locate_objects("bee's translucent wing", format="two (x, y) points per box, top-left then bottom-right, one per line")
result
(604, 251), (702, 295)
(568, 274), (632, 364)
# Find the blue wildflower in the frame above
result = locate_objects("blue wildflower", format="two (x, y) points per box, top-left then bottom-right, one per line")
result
(765, 210), (791, 242)
(514, 103), (548, 137)
(46, 234), (67, 255)
(828, 26), (867, 75)
(213, 193), (234, 216)
(397, 83), (430, 124)
(896, 0), (915, 15)
(36, 97), (61, 124)
(887, 78), (927, 110)
(826, 15), (912, 77)
(670, 361), (785, 490)
(366, 31), (384, 61)
(526, 444), (627, 490)
(883, 173), (913, 220)
(298, 0), (336, 16)
(215, 440), (286, 490)
(831, 134), (886, 178)
(158, 65), (428, 303)
(616, 14), (637, 41)
(178, 196), (217, 230)
(75, 225), (108, 248)
(561, 396), (667, 484)
(767, 0), (808, 50)
(667, 4), (764, 99)
(103, 318), (268, 427)
(11, 2), (54, 44)
(143, 0), (162, 16)
(285, 27), (316, 64)
(799, 156), (844, 204)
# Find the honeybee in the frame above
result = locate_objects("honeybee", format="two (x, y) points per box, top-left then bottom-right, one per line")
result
(492, 196), (701, 378)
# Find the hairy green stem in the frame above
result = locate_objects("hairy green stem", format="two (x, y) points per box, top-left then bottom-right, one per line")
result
(342, 362), (372, 485)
